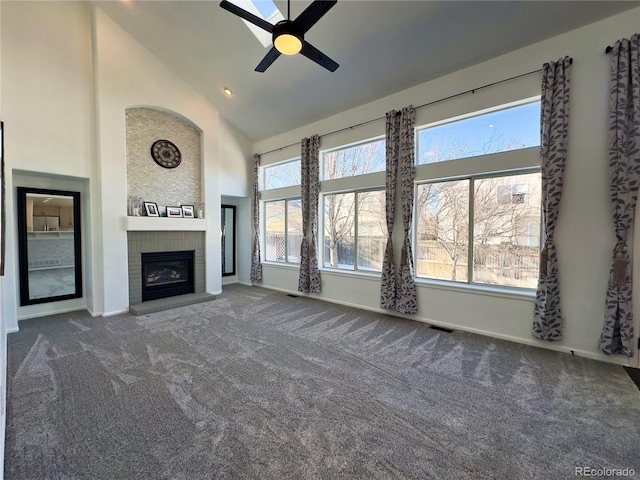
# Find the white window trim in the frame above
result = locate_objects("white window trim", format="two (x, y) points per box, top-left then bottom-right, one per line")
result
(262, 196), (302, 265)
(413, 166), (542, 296)
(416, 95), (541, 132)
(260, 156), (301, 194)
(320, 135), (386, 182)
(320, 186), (386, 274)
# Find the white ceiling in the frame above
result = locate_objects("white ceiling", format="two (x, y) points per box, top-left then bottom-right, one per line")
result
(93, 0), (639, 143)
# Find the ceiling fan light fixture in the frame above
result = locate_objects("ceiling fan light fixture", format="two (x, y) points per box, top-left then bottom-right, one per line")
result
(274, 32), (302, 55)
(273, 20), (303, 55)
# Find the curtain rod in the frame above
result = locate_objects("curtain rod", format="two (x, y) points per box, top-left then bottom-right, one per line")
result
(605, 46), (613, 54)
(257, 66), (546, 157)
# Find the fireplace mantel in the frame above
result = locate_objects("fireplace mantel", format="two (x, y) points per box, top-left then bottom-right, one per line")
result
(125, 216), (207, 232)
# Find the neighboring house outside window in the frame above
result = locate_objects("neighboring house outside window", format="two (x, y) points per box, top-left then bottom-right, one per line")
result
(415, 99), (542, 290)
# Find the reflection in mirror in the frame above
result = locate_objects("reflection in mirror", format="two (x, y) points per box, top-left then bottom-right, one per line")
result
(221, 205), (236, 277)
(17, 187), (82, 305)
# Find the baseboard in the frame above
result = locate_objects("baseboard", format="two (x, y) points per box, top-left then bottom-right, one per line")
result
(101, 308), (131, 317)
(253, 284), (635, 368)
(6, 327), (19, 335)
(18, 307), (88, 321)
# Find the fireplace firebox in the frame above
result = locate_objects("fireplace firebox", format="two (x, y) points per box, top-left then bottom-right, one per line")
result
(141, 251), (194, 302)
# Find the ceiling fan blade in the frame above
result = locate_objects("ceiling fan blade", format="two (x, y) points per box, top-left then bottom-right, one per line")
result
(294, 0), (337, 34)
(220, 0), (273, 33)
(300, 42), (339, 72)
(255, 47), (281, 72)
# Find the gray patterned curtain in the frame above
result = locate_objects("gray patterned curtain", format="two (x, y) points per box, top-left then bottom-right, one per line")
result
(599, 34), (640, 356)
(532, 57), (572, 341)
(298, 135), (321, 293)
(250, 153), (263, 282)
(396, 106), (417, 314)
(380, 110), (400, 310)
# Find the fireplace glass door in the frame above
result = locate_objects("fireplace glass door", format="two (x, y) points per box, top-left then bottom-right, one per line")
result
(141, 251), (194, 301)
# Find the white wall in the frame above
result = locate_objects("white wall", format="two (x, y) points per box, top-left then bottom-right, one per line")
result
(93, 8), (225, 311)
(219, 119), (252, 198)
(1, 1), (95, 325)
(0, 1), (252, 320)
(253, 8), (640, 367)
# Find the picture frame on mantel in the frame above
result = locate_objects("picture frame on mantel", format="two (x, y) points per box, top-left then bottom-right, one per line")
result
(166, 206), (183, 218)
(144, 202), (159, 217)
(181, 205), (195, 218)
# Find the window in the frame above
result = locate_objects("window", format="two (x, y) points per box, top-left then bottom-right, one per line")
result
(261, 159), (301, 190)
(228, 0), (284, 48)
(416, 101), (540, 165)
(323, 139), (385, 180)
(264, 199), (303, 263)
(416, 171), (541, 289)
(323, 190), (386, 271)
(416, 180), (469, 282)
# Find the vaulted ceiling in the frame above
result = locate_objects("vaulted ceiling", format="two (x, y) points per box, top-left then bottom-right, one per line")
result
(93, 1), (639, 142)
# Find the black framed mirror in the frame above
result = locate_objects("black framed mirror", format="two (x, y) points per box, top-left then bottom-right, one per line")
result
(221, 204), (236, 277)
(17, 187), (82, 305)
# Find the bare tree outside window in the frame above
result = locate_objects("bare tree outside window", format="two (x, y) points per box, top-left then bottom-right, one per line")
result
(473, 173), (541, 287)
(323, 140), (386, 270)
(416, 173), (541, 288)
(357, 190), (386, 271)
(415, 101), (542, 288)
(416, 180), (469, 281)
(324, 192), (355, 268)
(262, 159), (301, 190)
(323, 140), (385, 180)
(287, 200), (303, 263)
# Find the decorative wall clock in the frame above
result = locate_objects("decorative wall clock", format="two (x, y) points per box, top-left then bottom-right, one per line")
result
(151, 140), (181, 169)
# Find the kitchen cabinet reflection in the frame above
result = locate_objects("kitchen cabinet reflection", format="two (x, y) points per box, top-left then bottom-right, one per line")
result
(17, 187), (82, 305)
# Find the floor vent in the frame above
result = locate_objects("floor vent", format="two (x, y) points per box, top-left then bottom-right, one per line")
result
(287, 294), (299, 298)
(430, 325), (454, 333)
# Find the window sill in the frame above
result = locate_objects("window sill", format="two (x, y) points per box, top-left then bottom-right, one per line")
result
(319, 267), (381, 281)
(415, 278), (536, 302)
(261, 263), (536, 301)
(262, 261), (299, 270)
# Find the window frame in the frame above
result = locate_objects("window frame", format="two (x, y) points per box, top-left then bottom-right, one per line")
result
(413, 96), (542, 296)
(260, 157), (301, 192)
(320, 185), (387, 275)
(414, 167), (542, 292)
(415, 97), (541, 166)
(262, 197), (302, 265)
(321, 136), (386, 182)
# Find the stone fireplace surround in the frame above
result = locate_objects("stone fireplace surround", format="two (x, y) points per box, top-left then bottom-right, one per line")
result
(127, 231), (205, 305)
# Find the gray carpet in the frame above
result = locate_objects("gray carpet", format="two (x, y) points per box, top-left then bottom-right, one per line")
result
(5, 284), (640, 479)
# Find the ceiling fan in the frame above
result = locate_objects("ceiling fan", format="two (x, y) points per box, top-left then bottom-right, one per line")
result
(219, 0), (339, 72)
